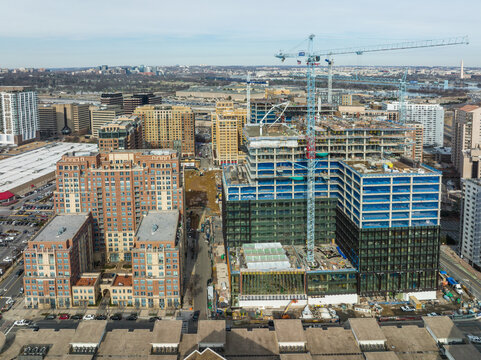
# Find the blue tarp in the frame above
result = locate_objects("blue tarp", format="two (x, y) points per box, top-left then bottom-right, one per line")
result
(337, 246), (347, 259)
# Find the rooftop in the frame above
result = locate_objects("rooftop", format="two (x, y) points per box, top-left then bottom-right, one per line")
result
(459, 105), (480, 112)
(0, 142), (97, 193)
(97, 329), (153, 357)
(275, 319), (306, 343)
(0, 86), (31, 92)
(229, 243), (354, 273)
(444, 344), (481, 360)
(224, 328), (278, 357)
(316, 118), (410, 132)
(112, 275), (132, 287)
(185, 348), (226, 360)
(72, 320), (108, 344)
(305, 327), (361, 355)
(244, 123), (300, 139)
(152, 320), (182, 344)
(136, 211), (179, 244)
(32, 214), (90, 244)
(346, 159), (437, 175)
(382, 325), (438, 353)
(75, 276), (99, 287)
(422, 316), (465, 342)
(364, 352), (399, 360)
(349, 318), (387, 343)
(198, 320), (226, 345)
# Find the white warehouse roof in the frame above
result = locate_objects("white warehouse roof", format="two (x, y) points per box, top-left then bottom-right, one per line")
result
(0, 142), (98, 193)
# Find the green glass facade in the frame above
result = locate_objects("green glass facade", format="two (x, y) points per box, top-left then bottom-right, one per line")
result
(223, 198), (337, 248)
(306, 271), (358, 296)
(336, 209), (440, 296)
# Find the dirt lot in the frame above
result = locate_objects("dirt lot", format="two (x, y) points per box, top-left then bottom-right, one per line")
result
(184, 169), (221, 215)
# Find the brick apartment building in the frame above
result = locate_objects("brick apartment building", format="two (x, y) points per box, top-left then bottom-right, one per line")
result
(132, 210), (182, 308)
(53, 150), (184, 263)
(23, 213), (94, 309)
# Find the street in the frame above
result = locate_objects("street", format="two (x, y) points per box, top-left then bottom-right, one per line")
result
(439, 248), (481, 300)
(191, 227), (211, 320)
(0, 264), (24, 310)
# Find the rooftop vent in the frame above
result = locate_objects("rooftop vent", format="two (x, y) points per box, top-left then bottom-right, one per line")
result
(57, 227), (67, 236)
(152, 224), (159, 233)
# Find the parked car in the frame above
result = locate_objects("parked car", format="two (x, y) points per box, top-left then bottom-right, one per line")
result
(427, 312), (439, 317)
(58, 313), (70, 320)
(71, 314), (83, 320)
(45, 314), (56, 320)
(192, 310), (200, 320)
(400, 306), (415, 312)
(95, 314), (107, 320)
(126, 313), (138, 321)
(110, 313), (122, 321)
(83, 314), (95, 321)
(149, 316), (162, 322)
(14, 319), (32, 326)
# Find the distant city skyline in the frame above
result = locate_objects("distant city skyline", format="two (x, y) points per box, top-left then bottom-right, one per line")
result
(0, 0), (479, 68)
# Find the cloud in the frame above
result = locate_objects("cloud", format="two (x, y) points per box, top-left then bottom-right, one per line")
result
(0, 0), (479, 67)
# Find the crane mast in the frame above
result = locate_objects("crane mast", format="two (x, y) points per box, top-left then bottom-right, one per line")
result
(275, 35), (468, 269)
(305, 34), (316, 265)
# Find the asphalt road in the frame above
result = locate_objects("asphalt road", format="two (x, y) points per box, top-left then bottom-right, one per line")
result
(192, 230), (211, 320)
(439, 250), (481, 300)
(0, 263), (24, 310)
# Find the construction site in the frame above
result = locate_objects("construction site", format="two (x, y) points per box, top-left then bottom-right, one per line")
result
(227, 242), (358, 308)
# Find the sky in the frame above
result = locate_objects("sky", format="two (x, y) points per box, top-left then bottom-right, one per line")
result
(1, 0), (479, 68)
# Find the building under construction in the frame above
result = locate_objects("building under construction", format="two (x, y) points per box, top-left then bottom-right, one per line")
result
(222, 119), (441, 305)
(227, 242), (358, 308)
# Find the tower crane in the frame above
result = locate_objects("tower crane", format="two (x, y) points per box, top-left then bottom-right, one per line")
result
(316, 71), (408, 122)
(275, 35), (469, 266)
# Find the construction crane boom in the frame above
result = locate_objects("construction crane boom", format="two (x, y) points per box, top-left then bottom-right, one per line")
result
(275, 34), (468, 269)
(277, 36), (469, 105)
(276, 36), (469, 60)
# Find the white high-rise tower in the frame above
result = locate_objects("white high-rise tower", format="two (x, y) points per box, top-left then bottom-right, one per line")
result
(461, 59), (464, 80)
(0, 86), (39, 145)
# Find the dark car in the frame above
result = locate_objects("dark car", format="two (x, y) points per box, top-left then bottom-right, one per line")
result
(15, 269), (24, 276)
(71, 314), (83, 320)
(95, 314), (107, 320)
(110, 313), (122, 321)
(192, 310), (200, 321)
(126, 313), (138, 321)
(149, 316), (161, 322)
(28, 324), (39, 331)
(45, 314), (56, 320)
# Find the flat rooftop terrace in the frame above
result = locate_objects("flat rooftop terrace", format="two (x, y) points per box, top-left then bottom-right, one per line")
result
(244, 123), (300, 139)
(316, 118), (410, 132)
(136, 210), (179, 243)
(228, 243), (354, 272)
(32, 214), (90, 243)
(346, 160), (438, 175)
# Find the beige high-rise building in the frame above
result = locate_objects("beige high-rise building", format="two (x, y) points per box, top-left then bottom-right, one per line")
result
(452, 105), (481, 178)
(211, 102), (247, 165)
(52, 103), (91, 134)
(90, 105), (124, 137)
(406, 122), (424, 163)
(134, 105), (195, 157)
(98, 115), (143, 151)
